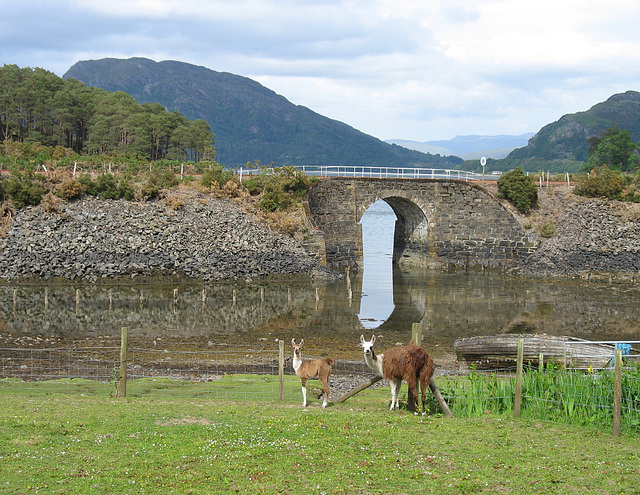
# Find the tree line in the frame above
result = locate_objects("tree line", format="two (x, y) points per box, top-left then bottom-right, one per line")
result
(0, 64), (215, 162)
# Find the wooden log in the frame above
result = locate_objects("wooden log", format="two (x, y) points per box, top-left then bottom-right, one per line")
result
(337, 374), (453, 418)
(429, 379), (453, 417)
(335, 375), (382, 403)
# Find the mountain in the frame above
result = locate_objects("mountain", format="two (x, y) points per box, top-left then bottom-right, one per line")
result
(506, 90), (640, 164)
(387, 134), (534, 160)
(63, 58), (462, 168)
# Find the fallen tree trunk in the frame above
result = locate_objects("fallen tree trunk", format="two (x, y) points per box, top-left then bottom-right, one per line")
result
(335, 375), (454, 417)
(335, 375), (382, 403)
(429, 379), (453, 417)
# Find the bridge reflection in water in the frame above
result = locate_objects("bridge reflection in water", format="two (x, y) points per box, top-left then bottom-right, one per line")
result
(358, 200), (395, 328)
(357, 199), (438, 332)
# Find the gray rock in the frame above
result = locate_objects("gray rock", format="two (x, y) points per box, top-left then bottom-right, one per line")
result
(0, 195), (339, 283)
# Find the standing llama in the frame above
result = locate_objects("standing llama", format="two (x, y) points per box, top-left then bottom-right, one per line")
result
(360, 334), (435, 412)
(291, 339), (334, 408)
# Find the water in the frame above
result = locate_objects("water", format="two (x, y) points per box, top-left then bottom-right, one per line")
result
(358, 200), (395, 328)
(1, 202), (640, 364)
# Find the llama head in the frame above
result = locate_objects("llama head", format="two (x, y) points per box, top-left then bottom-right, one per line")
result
(360, 334), (376, 356)
(291, 338), (304, 358)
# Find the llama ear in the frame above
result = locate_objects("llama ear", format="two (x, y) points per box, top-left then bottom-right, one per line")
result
(300, 339), (304, 347)
(360, 335), (365, 343)
(291, 338), (296, 346)
(371, 335), (376, 344)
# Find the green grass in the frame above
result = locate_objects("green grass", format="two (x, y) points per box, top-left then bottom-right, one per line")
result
(1, 376), (640, 494)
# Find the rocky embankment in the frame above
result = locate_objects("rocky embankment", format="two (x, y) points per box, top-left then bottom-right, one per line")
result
(0, 185), (639, 284)
(512, 187), (640, 280)
(0, 192), (338, 283)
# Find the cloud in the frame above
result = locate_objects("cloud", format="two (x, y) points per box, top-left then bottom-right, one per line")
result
(2, 0), (640, 141)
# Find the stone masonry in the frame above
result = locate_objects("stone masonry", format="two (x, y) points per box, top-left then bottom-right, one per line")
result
(304, 177), (538, 271)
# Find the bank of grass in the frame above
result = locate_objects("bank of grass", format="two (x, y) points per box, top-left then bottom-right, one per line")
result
(2, 376), (639, 494)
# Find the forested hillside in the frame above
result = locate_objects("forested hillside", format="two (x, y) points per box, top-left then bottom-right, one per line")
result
(495, 91), (640, 173)
(64, 57), (462, 168)
(0, 64), (215, 162)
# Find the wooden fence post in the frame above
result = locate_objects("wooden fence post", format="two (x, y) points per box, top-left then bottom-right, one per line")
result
(613, 348), (622, 437)
(119, 327), (128, 398)
(411, 323), (422, 347)
(514, 338), (524, 417)
(278, 339), (285, 401)
(407, 323), (423, 412)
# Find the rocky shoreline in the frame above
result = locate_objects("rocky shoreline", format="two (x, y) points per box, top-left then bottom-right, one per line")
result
(510, 187), (640, 281)
(0, 185), (639, 284)
(0, 192), (338, 283)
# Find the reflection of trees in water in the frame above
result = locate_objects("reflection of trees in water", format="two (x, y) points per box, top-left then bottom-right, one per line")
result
(0, 284), (320, 339)
(0, 274), (638, 352)
(373, 268), (640, 346)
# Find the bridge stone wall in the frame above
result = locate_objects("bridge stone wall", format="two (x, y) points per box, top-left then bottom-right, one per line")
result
(304, 177), (538, 270)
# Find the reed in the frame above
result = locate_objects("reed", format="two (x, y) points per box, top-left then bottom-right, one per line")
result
(439, 362), (640, 433)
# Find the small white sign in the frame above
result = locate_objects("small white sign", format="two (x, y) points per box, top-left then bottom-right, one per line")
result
(480, 156), (487, 167)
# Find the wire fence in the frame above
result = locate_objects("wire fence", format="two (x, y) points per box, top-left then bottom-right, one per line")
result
(0, 343), (373, 401)
(2, 339), (639, 436)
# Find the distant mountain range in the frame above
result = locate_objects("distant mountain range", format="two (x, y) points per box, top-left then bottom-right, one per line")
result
(386, 134), (535, 160)
(63, 58), (640, 173)
(64, 58), (462, 169)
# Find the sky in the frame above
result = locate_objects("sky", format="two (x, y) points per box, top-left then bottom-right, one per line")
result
(3, 0), (640, 142)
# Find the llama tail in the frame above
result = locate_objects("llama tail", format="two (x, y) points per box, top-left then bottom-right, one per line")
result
(325, 357), (335, 366)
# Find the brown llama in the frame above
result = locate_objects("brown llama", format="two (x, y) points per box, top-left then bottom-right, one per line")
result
(360, 334), (435, 413)
(291, 339), (334, 408)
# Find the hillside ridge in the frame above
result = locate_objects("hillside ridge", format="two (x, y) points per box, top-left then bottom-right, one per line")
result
(64, 57), (462, 169)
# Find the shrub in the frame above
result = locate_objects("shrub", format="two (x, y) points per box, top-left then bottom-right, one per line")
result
(57, 178), (85, 200)
(497, 166), (538, 213)
(250, 166), (315, 212)
(77, 173), (97, 196)
(537, 221), (556, 238)
(573, 165), (625, 200)
(200, 164), (234, 189)
(94, 173), (120, 199)
(5, 165), (47, 208)
(40, 192), (62, 214)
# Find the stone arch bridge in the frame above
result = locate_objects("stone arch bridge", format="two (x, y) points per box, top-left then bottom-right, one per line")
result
(303, 177), (538, 271)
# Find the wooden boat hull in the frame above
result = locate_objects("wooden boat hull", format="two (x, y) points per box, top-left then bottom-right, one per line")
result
(454, 334), (616, 371)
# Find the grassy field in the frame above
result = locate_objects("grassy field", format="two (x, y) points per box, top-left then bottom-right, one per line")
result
(1, 375), (639, 495)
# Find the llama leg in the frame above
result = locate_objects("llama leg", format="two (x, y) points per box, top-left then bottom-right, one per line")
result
(321, 379), (329, 408)
(410, 382), (419, 415)
(390, 379), (401, 410)
(406, 376), (419, 414)
(300, 378), (307, 407)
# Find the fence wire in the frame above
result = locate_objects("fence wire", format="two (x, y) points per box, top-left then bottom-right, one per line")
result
(2, 345), (640, 434)
(0, 345), (373, 400)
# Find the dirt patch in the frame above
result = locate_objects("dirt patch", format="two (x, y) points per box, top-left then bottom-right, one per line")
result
(155, 416), (214, 426)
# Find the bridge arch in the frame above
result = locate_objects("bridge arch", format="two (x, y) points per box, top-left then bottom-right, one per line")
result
(360, 196), (430, 266)
(303, 177), (538, 270)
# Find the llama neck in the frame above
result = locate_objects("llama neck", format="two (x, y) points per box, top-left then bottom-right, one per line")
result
(365, 349), (384, 376)
(292, 352), (302, 372)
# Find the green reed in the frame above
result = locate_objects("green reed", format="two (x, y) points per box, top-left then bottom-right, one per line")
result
(438, 362), (640, 434)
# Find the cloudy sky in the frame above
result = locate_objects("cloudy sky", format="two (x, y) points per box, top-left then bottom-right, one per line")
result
(3, 0), (640, 142)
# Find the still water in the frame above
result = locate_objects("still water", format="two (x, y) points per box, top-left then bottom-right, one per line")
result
(1, 200), (639, 363)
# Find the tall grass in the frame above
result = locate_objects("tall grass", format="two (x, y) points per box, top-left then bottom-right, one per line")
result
(439, 362), (640, 435)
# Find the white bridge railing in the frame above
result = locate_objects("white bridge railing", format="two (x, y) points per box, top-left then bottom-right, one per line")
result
(238, 165), (491, 181)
